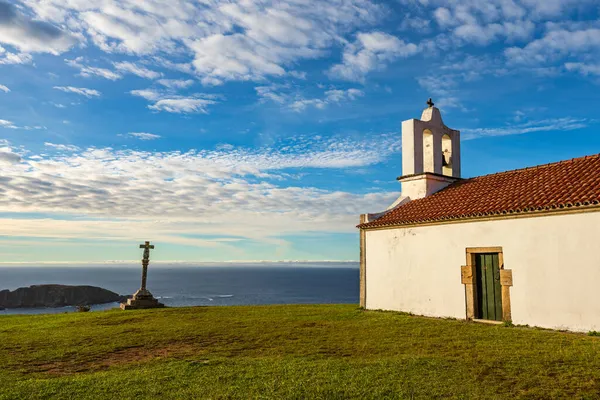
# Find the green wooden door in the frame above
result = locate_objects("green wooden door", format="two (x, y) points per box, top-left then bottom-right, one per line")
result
(475, 253), (503, 321)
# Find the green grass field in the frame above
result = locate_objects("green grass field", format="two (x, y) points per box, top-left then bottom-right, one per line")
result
(1, 304), (599, 399)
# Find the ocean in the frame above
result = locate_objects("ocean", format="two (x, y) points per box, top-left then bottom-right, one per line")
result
(0, 263), (359, 315)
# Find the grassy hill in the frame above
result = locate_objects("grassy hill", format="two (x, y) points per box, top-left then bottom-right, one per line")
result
(1, 304), (599, 399)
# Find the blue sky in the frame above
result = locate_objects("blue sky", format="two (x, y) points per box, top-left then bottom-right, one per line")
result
(1, 0), (599, 263)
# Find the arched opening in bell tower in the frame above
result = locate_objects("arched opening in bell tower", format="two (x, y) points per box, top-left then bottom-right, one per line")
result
(442, 133), (452, 176)
(423, 129), (434, 173)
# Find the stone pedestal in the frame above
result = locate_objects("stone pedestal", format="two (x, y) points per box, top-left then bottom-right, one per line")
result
(120, 289), (165, 310)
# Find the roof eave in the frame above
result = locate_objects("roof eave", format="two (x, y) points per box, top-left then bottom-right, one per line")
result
(357, 204), (600, 230)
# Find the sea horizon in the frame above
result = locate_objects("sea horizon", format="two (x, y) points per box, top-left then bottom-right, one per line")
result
(0, 260), (359, 267)
(0, 263), (359, 315)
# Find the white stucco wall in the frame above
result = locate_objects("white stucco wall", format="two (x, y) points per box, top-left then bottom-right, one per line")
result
(365, 211), (600, 332)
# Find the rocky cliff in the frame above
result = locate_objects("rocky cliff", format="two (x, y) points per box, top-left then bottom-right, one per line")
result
(0, 285), (128, 309)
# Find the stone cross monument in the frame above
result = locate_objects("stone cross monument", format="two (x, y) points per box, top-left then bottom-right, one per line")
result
(120, 241), (165, 310)
(139, 241), (153, 294)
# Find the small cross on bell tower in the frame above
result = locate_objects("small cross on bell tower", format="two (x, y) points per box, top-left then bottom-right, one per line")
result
(426, 98), (434, 108)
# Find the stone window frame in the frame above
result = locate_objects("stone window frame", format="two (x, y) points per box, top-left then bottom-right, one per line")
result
(461, 247), (513, 322)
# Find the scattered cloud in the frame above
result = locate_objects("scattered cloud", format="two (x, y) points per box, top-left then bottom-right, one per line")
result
(53, 86), (101, 98)
(0, 45), (32, 65)
(125, 132), (161, 140)
(130, 89), (161, 101)
(6, 0), (600, 93)
(0, 84), (9, 93)
(114, 61), (162, 80)
(65, 57), (122, 80)
(399, 15), (432, 33)
(19, 0), (383, 84)
(255, 84), (289, 104)
(130, 89), (219, 114)
(452, 20), (535, 45)
(425, 1), (569, 47)
(0, 119), (17, 129)
(157, 79), (195, 89)
(0, 1), (76, 54)
(0, 149), (21, 165)
(325, 88), (364, 103)
(44, 142), (80, 151)
(289, 98), (327, 112)
(505, 28), (600, 65)
(462, 117), (588, 140)
(257, 85), (364, 112)
(288, 71), (307, 80)
(0, 134), (400, 244)
(565, 62), (600, 76)
(0, 121), (46, 130)
(148, 98), (216, 114)
(328, 32), (418, 82)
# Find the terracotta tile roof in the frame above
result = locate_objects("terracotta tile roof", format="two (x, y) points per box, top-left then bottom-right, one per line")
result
(359, 154), (600, 229)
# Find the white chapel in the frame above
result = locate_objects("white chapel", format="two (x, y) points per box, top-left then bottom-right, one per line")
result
(358, 100), (600, 332)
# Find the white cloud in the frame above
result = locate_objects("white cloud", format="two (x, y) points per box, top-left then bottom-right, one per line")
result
(9, 0), (600, 89)
(0, 1), (76, 54)
(0, 84), (9, 93)
(0, 119), (46, 130)
(0, 149), (21, 165)
(565, 62), (600, 76)
(65, 57), (122, 80)
(20, 0), (382, 83)
(289, 98), (327, 112)
(433, 7), (453, 28)
(157, 79), (195, 89)
(257, 86), (364, 112)
(407, 0), (599, 51)
(519, 0), (592, 18)
(0, 45), (32, 65)
(130, 89), (162, 101)
(130, 89), (219, 114)
(44, 142), (80, 151)
(255, 84), (289, 104)
(453, 21), (535, 45)
(53, 86), (101, 98)
(114, 61), (162, 79)
(400, 15), (432, 33)
(149, 98), (216, 114)
(0, 119), (17, 129)
(288, 71), (307, 80)
(462, 117), (588, 140)
(0, 134), (400, 245)
(325, 88), (364, 102)
(328, 32), (418, 82)
(126, 132), (161, 140)
(505, 28), (600, 64)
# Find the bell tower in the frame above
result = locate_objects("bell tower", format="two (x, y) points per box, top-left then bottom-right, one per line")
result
(399, 99), (461, 199)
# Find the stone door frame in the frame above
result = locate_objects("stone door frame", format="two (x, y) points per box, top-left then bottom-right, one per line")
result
(462, 247), (513, 322)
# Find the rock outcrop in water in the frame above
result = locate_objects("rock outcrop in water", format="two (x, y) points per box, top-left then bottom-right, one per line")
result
(0, 285), (128, 309)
